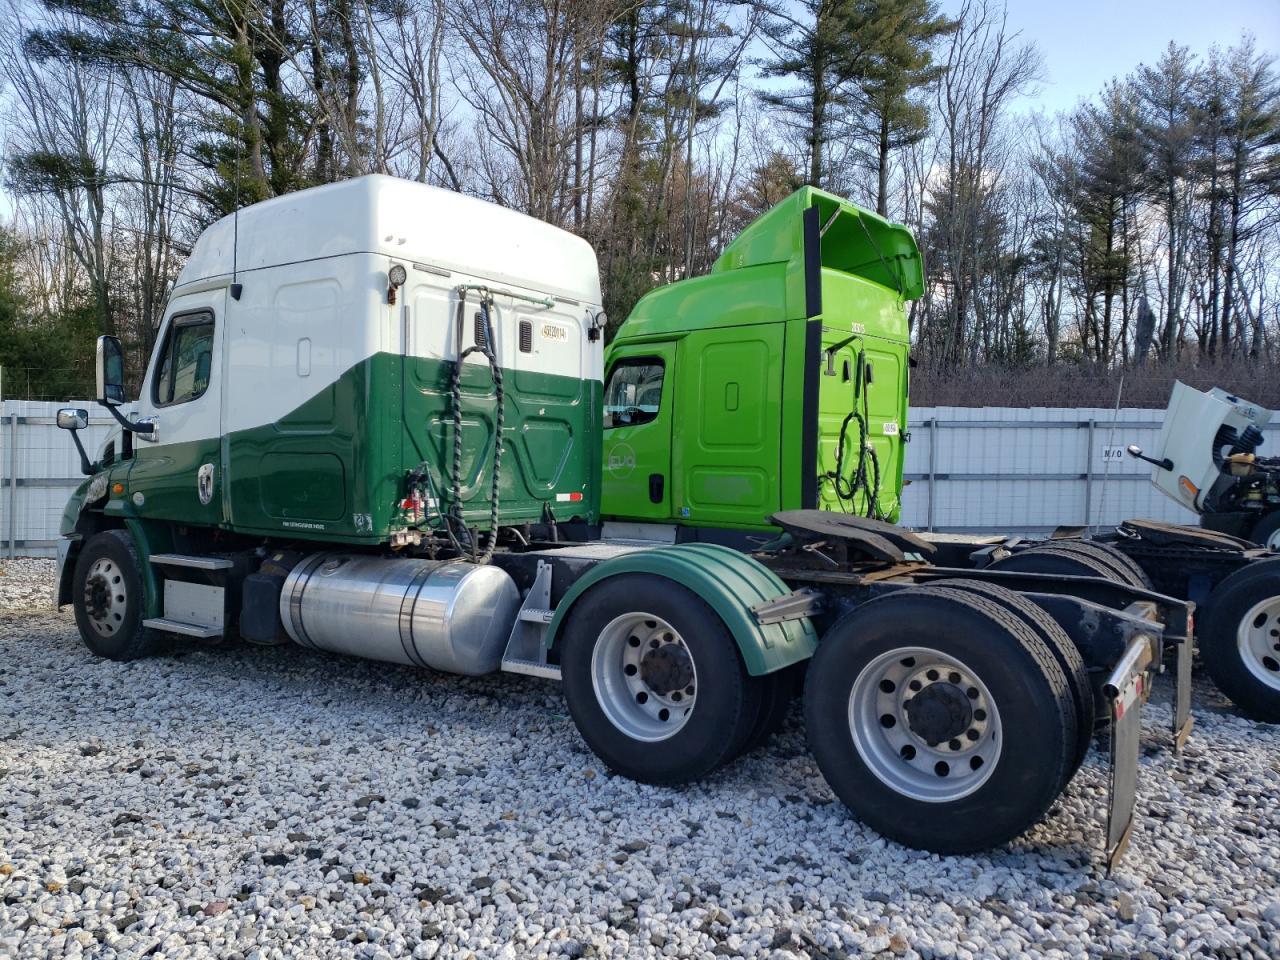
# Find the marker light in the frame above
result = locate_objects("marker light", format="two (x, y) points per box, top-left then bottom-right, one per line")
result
(387, 264), (408, 305)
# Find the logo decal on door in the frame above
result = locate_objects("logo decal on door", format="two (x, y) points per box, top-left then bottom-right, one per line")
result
(197, 463), (216, 505)
(606, 443), (637, 478)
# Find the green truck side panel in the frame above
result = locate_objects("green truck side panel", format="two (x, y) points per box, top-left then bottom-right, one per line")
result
(602, 187), (918, 530)
(673, 325), (785, 525)
(544, 543), (818, 676)
(127, 436), (225, 527)
(117, 352), (600, 544)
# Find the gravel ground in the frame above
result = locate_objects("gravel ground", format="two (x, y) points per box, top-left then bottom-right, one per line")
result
(1, 558), (1278, 960)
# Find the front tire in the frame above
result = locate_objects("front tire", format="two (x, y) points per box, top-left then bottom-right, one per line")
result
(560, 574), (759, 785)
(804, 587), (1073, 854)
(72, 529), (160, 661)
(1200, 559), (1280, 723)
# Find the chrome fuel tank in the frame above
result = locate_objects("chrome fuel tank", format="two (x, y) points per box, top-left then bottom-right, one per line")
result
(279, 553), (520, 675)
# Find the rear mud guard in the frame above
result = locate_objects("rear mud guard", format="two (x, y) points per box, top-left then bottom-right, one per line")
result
(1102, 636), (1155, 873)
(1172, 627), (1194, 752)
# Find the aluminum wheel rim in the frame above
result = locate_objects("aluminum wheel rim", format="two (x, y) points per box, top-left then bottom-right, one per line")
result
(848, 646), (1002, 802)
(83, 557), (128, 636)
(1237, 596), (1280, 692)
(590, 612), (697, 742)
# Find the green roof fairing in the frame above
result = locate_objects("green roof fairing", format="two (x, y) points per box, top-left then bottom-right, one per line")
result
(713, 187), (924, 301)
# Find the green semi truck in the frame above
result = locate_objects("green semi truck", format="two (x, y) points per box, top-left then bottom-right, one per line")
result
(600, 195), (1280, 727)
(54, 176), (1190, 865)
(603, 188), (916, 531)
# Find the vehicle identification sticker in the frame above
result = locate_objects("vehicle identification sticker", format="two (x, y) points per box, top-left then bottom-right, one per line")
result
(883, 422), (899, 436)
(541, 322), (568, 342)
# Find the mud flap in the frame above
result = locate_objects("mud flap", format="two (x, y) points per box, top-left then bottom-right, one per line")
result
(1103, 636), (1154, 873)
(1172, 628), (1193, 752)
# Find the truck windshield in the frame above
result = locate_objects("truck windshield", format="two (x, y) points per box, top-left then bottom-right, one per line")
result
(604, 359), (664, 428)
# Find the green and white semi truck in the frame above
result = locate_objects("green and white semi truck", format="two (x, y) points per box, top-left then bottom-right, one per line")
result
(56, 176), (1190, 865)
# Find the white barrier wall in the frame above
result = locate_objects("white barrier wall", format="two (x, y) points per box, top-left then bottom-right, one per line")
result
(0, 400), (120, 558)
(898, 406), (1243, 535)
(3, 401), (1275, 557)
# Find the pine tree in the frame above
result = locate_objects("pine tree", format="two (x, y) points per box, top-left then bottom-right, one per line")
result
(847, 0), (957, 216)
(1210, 39), (1280, 357)
(29, 0), (314, 215)
(757, 0), (873, 189)
(1134, 43), (1199, 360)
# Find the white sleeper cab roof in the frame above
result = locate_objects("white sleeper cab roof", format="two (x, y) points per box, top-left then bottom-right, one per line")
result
(176, 174), (602, 306)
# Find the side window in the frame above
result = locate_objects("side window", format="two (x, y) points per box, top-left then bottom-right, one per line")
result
(604, 358), (664, 429)
(154, 313), (215, 406)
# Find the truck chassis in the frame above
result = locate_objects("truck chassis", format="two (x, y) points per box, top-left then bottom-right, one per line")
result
(58, 507), (1190, 870)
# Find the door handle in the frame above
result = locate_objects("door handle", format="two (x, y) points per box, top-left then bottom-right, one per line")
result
(648, 473), (664, 504)
(135, 416), (159, 442)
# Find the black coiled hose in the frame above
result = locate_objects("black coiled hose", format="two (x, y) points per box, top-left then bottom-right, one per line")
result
(823, 347), (883, 519)
(827, 409), (882, 518)
(447, 294), (504, 564)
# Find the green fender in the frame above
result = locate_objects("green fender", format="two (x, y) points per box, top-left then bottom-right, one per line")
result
(545, 543), (818, 676)
(123, 518), (176, 619)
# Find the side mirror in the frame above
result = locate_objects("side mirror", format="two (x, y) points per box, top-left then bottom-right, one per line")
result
(93, 335), (154, 449)
(96, 335), (126, 406)
(57, 408), (96, 475)
(57, 408), (88, 431)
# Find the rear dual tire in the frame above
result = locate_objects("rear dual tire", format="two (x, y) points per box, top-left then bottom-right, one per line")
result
(994, 539), (1280, 723)
(804, 586), (1073, 853)
(989, 540), (1153, 590)
(930, 579), (1094, 786)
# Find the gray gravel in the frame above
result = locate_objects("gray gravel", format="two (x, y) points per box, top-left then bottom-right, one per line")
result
(1, 558), (1278, 960)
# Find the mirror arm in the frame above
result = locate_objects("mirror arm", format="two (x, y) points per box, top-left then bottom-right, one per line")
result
(67, 429), (98, 476)
(99, 400), (155, 435)
(1127, 448), (1173, 471)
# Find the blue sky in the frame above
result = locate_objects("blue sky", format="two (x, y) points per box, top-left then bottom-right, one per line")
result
(981, 0), (1280, 116)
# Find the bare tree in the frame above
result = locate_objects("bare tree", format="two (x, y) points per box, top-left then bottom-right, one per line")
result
(2, 4), (122, 334)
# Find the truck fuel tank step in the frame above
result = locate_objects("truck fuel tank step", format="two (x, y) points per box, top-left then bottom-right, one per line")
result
(149, 554), (235, 571)
(141, 617), (222, 639)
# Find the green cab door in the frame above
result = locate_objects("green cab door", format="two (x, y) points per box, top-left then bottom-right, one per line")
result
(601, 344), (675, 520)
